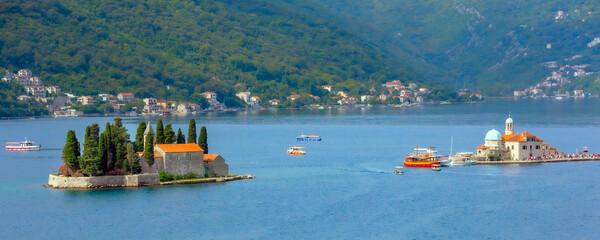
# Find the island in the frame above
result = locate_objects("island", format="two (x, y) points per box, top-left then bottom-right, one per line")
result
(48, 118), (251, 189)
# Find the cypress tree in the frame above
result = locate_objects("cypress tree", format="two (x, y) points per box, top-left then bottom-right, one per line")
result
(135, 121), (146, 152)
(187, 119), (196, 143)
(164, 124), (176, 143)
(144, 131), (155, 166)
(97, 132), (107, 173)
(156, 119), (165, 144)
(81, 124), (101, 175)
(199, 126), (208, 154)
(176, 128), (185, 144)
(62, 130), (80, 170)
(112, 118), (129, 170)
(104, 123), (115, 171)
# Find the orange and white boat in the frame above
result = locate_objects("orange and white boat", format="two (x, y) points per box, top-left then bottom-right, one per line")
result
(287, 146), (306, 155)
(403, 147), (441, 167)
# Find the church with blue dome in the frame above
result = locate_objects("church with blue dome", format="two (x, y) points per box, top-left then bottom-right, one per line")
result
(473, 115), (559, 161)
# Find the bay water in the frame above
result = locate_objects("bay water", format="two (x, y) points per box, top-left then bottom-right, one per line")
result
(1, 99), (600, 239)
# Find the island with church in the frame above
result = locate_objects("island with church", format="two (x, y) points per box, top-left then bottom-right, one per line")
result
(48, 118), (251, 189)
(472, 115), (599, 164)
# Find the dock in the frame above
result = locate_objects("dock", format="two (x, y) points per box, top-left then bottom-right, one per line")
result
(477, 157), (600, 165)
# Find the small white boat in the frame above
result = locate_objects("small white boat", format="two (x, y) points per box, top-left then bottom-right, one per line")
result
(431, 164), (441, 171)
(450, 152), (476, 166)
(439, 157), (452, 167)
(287, 146), (306, 155)
(5, 138), (41, 151)
(393, 166), (404, 175)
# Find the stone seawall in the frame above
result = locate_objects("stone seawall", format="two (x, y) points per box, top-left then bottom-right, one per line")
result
(48, 174), (160, 189)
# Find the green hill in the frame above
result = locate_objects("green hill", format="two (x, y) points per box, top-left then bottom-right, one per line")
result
(0, 0), (425, 104)
(283, 0), (600, 95)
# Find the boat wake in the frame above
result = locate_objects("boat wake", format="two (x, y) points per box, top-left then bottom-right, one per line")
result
(339, 168), (392, 174)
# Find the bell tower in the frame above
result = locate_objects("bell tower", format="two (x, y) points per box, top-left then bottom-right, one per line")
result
(505, 114), (514, 135)
(143, 121), (155, 148)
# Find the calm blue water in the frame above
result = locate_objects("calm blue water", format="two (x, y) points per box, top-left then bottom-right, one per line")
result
(1, 99), (600, 239)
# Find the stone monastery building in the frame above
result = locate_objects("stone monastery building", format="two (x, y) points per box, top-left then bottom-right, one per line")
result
(474, 115), (558, 161)
(139, 122), (228, 177)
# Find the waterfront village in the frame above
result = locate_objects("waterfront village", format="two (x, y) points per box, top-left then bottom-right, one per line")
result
(48, 118), (249, 189)
(2, 69), (483, 117)
(512, 38), (600, 99)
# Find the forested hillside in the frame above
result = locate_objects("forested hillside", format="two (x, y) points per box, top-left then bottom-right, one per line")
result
(282, 0), (600, 95)
(0, 0), (424, 103)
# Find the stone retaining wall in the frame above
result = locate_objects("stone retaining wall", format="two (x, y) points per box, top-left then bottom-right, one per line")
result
(48, 174), (160, 189)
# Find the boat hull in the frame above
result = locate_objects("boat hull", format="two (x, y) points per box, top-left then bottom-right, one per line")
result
(450, 161), (476, 166)
(6, 146), (41, 151)
(297, 138), (321, 141)
(404, 161), (440, 167)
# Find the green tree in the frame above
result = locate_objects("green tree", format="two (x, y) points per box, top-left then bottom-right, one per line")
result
(164, 123), (176, 144)
(177, 128), (185, 143)
(135, 121), (146, 152)
(97, 132), (108, 173)
(144, 131), (155, 166)
(156, 119), (165, 144)
(62, 130), (80, 170)
(188, 119), (197, 143)
(127, 143), (141, 174)
(199, 126), (208, 154)
(111, 118), (129, 170)
(80, 123), (102, 176)
(103, 123), (116, 171)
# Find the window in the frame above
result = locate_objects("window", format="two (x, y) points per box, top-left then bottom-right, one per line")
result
(522, 146), (527, 150)
(536, 145), (540, 149)
(512, 146), (514, 150)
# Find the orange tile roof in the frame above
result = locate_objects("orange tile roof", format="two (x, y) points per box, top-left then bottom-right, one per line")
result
(203, 154), (220, 162)
(154, 151), (163, 158)
(503, 132), (540, 142)
(156, 143), (204, 153)
(477, 144), (488, 149)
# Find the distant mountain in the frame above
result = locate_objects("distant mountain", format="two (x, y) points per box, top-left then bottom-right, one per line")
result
(0, 0), (426, 104)
(281, 0), (600, 95)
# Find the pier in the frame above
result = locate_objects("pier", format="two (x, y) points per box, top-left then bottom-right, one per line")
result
(477, 156), (600, 165)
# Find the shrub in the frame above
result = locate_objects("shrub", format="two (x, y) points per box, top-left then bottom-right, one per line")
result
(58, 164), (75, 176)
(159, 170), (199, 182)
(106, 169), (127, 175)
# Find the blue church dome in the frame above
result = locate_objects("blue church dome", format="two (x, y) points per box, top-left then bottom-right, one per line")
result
(485, 129), (502, 141)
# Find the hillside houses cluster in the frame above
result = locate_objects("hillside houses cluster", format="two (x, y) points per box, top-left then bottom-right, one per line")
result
(514, 59), (595, 98)
(142, 92), (224, 115)
(235, 80), (450, 108)
(2, 69), (61, 100)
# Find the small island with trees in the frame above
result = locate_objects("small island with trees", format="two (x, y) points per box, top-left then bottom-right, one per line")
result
(48, 118), (251, 189)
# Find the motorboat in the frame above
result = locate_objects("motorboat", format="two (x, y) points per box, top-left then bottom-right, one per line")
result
(393, 166), (404, 175)
(287, 146), (306, 155)
(450, 152), (476, 166)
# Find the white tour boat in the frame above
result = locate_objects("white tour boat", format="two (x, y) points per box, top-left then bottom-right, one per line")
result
(5, 139), (41, 151)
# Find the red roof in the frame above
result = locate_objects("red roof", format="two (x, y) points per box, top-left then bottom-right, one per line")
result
(203, 154), (220, 162)
(156, 143), (204, 153)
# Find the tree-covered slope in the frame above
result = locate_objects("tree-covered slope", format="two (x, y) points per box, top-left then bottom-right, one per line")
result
(286, 0), (600, 95)
(0, 0), (424, 103)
